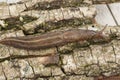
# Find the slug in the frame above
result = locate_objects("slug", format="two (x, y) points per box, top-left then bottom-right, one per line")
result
(94, 75), (120, 80)
(0, 26), (110, 50)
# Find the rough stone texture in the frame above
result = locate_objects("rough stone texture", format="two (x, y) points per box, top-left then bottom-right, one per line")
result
(0, 0), (93, 19)
(0, 0), (59, 19)
(93, 0), (120, 4)
(0, 64), (6, 80)
(0, 0), (120, 80)
(22, 6), (96, 32)
(0, 25), (119, 80)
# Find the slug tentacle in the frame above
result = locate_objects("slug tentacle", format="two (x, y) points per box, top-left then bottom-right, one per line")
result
(98, 24), (108, 34)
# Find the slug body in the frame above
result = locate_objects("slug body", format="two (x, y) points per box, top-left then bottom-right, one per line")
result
(0, 28), (109, 50)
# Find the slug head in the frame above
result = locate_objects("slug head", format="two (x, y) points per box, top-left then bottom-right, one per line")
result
(90, 25), (111, 43)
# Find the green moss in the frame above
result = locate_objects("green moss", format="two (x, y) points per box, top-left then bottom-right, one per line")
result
(35, 18), (92, 33)
(26, 0), (90, 10)
(109, 33), (118, 40)
(59, 49), (73, 54)
(1, 15), (37, 31)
